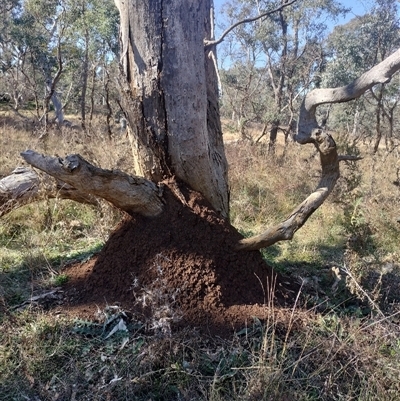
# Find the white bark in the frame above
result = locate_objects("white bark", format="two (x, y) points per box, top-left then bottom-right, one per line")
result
(296, 48), (400, 144)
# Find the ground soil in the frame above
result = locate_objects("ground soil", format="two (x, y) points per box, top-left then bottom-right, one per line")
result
(62, 180), (299, 336)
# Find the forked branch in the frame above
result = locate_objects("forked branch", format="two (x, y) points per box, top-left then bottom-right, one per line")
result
(238, 48), (400, 251)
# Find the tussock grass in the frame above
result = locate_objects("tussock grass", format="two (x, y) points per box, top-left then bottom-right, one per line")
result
(1, 115), (400, 400)
(1, 300), (399, 400)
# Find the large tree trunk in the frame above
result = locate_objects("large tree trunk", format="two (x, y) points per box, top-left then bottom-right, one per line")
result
(114, 0), (229, 217)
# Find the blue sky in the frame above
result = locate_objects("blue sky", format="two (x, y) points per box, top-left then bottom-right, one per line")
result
(213, 0), (375, 30)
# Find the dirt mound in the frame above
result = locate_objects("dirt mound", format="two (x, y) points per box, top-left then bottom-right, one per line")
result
(62, 180), (299, 335)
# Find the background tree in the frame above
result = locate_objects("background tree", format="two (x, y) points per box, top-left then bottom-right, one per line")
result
(0, 0), (119, 130)
(322, 0), (400, 151)
(219, 0), (348, 151)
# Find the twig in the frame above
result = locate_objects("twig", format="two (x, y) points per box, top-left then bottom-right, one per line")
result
(341, 264), (385, 317)
(204, 0), (297, 49)
(338, 155), (363, 162)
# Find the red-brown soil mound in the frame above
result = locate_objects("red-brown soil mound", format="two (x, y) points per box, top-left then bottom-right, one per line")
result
(63, 180), (299, 335)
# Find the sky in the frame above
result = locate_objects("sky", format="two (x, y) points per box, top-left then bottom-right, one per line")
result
(213, 0), (376, 32)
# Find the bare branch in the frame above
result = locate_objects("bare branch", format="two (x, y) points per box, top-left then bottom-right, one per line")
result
(296, 48), (400, 144)
(238, 129), (338, 250)
(20, 150), (164, 217)
(0, 167), (97, 217)
(239, 49), (400, 251)
(338, 155), (363, 162)
(204, 0), (297, 49)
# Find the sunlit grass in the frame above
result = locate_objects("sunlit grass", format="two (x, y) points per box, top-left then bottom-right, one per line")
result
(0, 117), (400, 400)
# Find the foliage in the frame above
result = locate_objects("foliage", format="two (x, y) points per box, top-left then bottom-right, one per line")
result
(0, 0), (119, 128)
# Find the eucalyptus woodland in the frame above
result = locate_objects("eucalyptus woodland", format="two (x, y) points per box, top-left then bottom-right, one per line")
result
(2, 0), (400, 253)
(219, 0), (348, 150)
(322, 0), (400, 150)
(0, 0), (119, 129)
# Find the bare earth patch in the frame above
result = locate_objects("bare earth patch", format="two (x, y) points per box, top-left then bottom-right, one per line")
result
(61, 180), (299, 336)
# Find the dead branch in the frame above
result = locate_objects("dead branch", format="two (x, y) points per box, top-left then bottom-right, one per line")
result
(204, 0), (297, 49)
(20, 150), (164, 217)
(0, 166), (98, 217)
(238, 129), (339, 250)
(296, 48), (400, 144)
(338, 155), (364, 162)
(238, 48), (400, 251)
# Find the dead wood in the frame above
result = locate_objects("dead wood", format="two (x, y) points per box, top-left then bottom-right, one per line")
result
(0, 166), (97, 217)
(238, 49), (400, 251)
(20, 150), (164, 217)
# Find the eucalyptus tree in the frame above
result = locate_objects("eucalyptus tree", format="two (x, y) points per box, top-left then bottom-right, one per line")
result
(0, 0), (32, 112)
(220, 0), (348, 151)
(3, 0), (400, 256)
(323, 0), (400, 151)
(66, 0), (119, 130)
(0, 0), (69, 126)
(0, 0), (119, 129)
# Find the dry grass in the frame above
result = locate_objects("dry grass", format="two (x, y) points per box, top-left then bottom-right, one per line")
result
(1, 114), (400, 400)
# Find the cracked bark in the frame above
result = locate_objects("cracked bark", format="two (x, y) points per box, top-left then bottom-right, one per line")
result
(20, 150), (164, 217)
(114, 0), (229, 217)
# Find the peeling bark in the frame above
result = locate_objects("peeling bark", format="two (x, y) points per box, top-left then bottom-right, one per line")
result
(20, 150), (164, 217)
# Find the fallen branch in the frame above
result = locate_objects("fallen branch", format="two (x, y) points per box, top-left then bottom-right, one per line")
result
(21, 150), (164, 217)
(0, 166), (97, 217)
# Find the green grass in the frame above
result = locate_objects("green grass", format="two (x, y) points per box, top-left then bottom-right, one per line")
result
(1, 118), (400, 400)
(1, 304), (400, 400)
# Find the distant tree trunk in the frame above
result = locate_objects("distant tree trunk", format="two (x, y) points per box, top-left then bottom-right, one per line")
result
(88, 64), (97, 124)
(372, 85), (384, 154)
(41, 41), (64, 130)
(80, 28), (90, 131)
(385, 105), (395, 151)
(351, 103), (360, 139)
(268, 120), (279, 153)
(114, 0), (229, 217)
(104, 68), (113, 139)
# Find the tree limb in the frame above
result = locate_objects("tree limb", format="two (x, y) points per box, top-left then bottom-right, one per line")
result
(238, 129), (338, 250)
(239, 48), (400, 251)
(20, 150), (164, 217)
(338, 155), (363, 162)
(0, 167), (97, 217)
(296, 48), (400, 144)
(204, 0), (297, 49)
